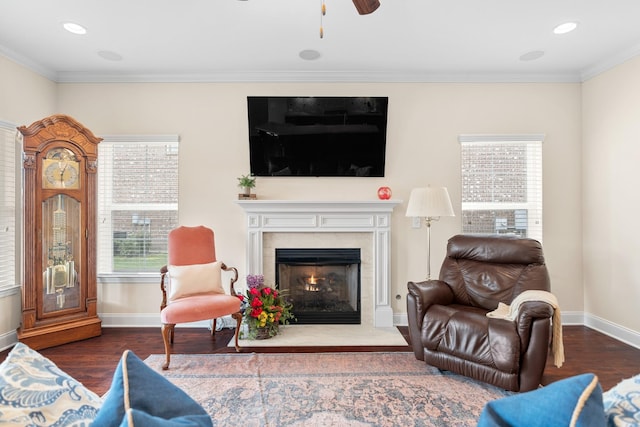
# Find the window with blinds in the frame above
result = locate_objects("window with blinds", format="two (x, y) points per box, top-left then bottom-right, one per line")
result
(0, 121), (19, 291)
(459, 135), (543, 242)
(97, 136), (179, 277)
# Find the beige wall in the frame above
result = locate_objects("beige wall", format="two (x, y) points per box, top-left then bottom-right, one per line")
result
(54, 81), (584, 326)
(582, 56), (640, 338)
(0, 55), (57, 124)
(0, 56), (57, 346)
(1, 54), (598, 343)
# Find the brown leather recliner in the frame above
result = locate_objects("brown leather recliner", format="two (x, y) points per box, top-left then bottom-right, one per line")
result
(407, 234), (554, 392)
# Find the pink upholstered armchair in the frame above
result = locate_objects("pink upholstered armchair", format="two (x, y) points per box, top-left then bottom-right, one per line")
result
(159, 226), (242, 370)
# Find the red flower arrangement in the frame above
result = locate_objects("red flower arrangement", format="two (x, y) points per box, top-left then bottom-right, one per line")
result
(238, 275), (295, 339)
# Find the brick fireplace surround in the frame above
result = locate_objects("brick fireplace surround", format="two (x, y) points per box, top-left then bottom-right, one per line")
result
(236, 200), (401, 328)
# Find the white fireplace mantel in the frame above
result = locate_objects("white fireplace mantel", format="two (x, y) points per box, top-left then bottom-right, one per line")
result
(235, 200), (402, 327)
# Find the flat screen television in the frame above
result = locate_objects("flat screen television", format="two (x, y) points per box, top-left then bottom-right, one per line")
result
(247, 96), (389, 177)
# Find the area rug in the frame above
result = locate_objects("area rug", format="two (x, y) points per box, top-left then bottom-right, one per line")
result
(229, 324), (409, 348)
(144, 352), (511, 426)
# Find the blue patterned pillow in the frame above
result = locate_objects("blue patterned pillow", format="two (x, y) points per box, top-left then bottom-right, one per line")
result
(0, 342), (102, 426)
(602, 374), (640, 426)
(478, 373), (606, 427)
(92, 350), (212, 427)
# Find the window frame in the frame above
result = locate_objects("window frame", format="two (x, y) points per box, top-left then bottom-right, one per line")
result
(97, 135), (179, 283)
(459, 134), (544, 242)
(0, 120), (21, 296)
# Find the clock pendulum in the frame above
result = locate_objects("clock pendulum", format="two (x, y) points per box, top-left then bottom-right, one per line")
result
(44, 194), (76, 308)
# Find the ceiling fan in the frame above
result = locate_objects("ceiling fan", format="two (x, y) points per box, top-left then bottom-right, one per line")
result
(352, 0), (380, 15)
(320, 0), (380, 38)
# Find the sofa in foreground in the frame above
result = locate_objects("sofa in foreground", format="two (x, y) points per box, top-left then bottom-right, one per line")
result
(478, 372), (640, 426)
(0, 343), (212, 426)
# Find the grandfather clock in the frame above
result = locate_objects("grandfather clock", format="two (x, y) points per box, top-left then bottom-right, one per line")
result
(17, 114), (102, 349)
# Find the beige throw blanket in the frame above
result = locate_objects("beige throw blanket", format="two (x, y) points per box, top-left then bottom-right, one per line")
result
(487, 290), (565, 368)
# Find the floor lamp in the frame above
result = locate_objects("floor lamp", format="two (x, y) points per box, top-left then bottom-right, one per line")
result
(406, 187), (455, 280)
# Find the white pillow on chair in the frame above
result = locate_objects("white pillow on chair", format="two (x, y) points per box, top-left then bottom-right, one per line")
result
(167, 261), (224, 300)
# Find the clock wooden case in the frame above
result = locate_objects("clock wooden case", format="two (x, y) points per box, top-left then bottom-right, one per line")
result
(18, 114), (102, 350)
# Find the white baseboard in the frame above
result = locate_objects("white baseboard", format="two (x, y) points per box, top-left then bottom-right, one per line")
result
(584, 313), (640, 350)
(3, 312), (639, 351)
(560, 310), (586, 325)
(99, 313), (210, 329)
(394, 313), (408, 326)
(0, 329), (17, 352)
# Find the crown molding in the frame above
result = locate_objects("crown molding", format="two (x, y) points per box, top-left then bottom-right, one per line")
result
(581, 41), (640, 82)
(0, 46), (57, 82)
(54, 69), (583, 84)
(3, 47), (638, 84)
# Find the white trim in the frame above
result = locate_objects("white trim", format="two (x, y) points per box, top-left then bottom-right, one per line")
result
(98, 274), (160, 285)
(0, 329), (18, 352)
(3, 45), (638, 84)
(394, 313), (408, 326)
(99, 313), (209, 328)
(0, 284), (20, 298)
(458, 134), (546, 143)
(0, 120), (17, 129)
(560, 311), (586, 326)
(53, 70), (585, 84)
(100, 135), (180, 143)
(584, 313), (640, 350)
(0, 121), (20, 296)
(2, 311), (636, 351)
(0, 48), (58, 82)
(97, 311), (639, 350)
(581, 42), (640, 82)
(97, 137), (179, 276)
(235, 199), (401, 328)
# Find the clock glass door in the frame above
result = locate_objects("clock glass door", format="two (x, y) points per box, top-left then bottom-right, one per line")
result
(42, 194), (82, 314)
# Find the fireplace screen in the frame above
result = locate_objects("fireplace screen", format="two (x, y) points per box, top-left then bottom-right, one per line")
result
(275, 248), (361, 324)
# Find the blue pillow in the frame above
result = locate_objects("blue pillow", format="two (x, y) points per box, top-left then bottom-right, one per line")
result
(92, 350), (212, 427)
(477, 373), (606, 427)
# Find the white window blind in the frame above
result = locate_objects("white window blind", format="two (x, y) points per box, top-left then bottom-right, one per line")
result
(459, 134), (543, 242)
(0, 121), (19, 291)
(97, 135), (179, 277)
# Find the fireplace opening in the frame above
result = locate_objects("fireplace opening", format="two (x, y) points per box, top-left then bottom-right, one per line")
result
(275, 248), (361, 324)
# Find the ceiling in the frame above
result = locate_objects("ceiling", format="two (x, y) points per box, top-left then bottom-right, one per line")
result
(2, 0), (640, 83)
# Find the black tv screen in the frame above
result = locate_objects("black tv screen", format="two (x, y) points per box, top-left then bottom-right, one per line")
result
(247, 96), (388, 177)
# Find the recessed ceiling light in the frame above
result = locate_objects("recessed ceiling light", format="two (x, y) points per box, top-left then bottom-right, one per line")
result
(520, 50), (545, 62)
(299, 49), (321, 61)
(63, 22), (87, 35)
(553, 22), (578, 35)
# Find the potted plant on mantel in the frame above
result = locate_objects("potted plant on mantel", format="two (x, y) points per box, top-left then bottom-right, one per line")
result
(237, 173), (256, 199)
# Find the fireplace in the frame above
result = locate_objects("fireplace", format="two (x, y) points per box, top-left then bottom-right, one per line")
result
(276, 248), (361, 324)
(235, 200), (401, 327)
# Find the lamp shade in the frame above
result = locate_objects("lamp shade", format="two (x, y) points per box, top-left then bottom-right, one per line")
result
(406, 187), (455, 218)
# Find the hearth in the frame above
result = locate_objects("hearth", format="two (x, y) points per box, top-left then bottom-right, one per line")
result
(276, 248), (361, 324)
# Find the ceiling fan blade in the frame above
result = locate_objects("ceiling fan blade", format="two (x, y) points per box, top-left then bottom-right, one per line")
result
(352, 0), (380, 15)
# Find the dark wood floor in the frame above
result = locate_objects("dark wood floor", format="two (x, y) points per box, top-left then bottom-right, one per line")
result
(2, 325), (638, 396)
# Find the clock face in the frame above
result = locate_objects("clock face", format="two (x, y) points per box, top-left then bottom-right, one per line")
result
(42, 148), (80, 189)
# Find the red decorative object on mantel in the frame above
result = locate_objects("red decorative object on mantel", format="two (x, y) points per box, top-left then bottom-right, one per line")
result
(377, 186), (392, 200)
